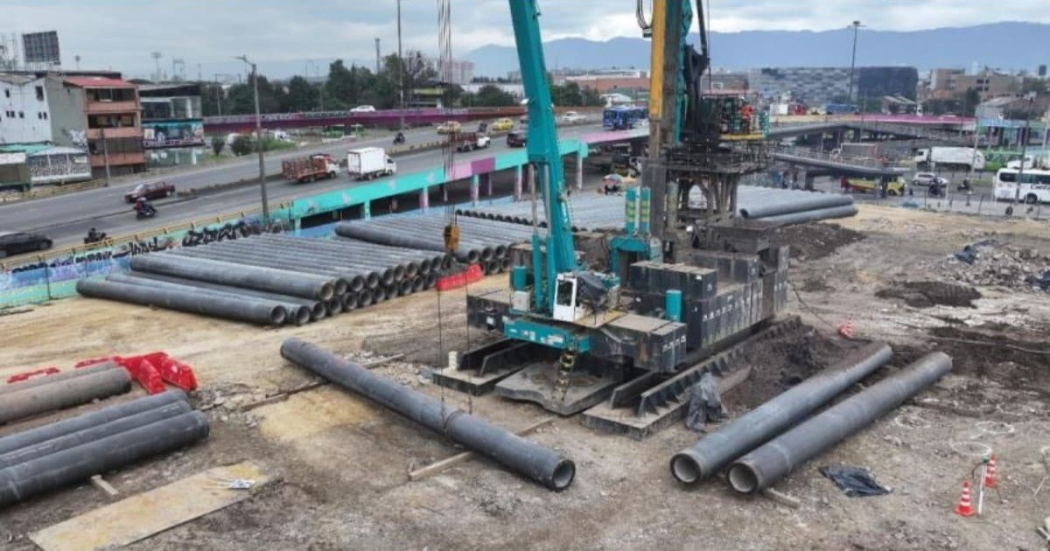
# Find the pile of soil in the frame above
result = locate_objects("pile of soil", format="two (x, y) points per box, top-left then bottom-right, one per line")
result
(875, 281), (981, 308)
(772, 223), (865, 262)
(942, 240), (1050, 292)
(928, 326), (1050, 387)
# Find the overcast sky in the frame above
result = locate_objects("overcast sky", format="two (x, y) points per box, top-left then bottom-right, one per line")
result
(4, 0), (1049, 79)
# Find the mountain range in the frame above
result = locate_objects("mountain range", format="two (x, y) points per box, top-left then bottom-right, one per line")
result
(465, 22), (1050, 77)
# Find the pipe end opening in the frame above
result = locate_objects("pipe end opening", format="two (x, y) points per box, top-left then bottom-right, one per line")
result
(551, 460), (576, 491)
(727, 464), (760, 494)
(292, 307), (311, 326)
(670, 453), (703, 484)
(270, 306), (288, 326)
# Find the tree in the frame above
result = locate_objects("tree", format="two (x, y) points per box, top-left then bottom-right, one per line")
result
(230, 135), (254, 156)
(225, 74), (286, 115)
(551, 81), (584, 106)
(285, 76), (316, 112)
(581, 87), (603, 107)
(1022, 78), (1048, 95)
(210, 136), (225, 156)
(200, 83), (225, 117)
(467, 84), (517, 107)
(381, 50), (438, 108)
(961, 88), (981, 116)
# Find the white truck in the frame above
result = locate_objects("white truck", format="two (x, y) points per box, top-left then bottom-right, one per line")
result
(913, 147), (986, 171)
(1006, 154), (1050, 170)
(346, 147), (397, 180)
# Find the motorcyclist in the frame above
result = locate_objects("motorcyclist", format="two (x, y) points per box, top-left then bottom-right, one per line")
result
(134, 197), (157, 216)
(393, 131), (406, 145)
(86, 227), (104, 242)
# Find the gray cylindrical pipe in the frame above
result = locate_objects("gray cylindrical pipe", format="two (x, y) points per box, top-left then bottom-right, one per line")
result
(0, 411), (209, 507)
(131, 254), (335, 301)
(122, 272), (328, 322)
(335, 222), (480, 263)
(105, 274), (310, 326)
(0, 362), (119, 396)
(727, 352), (952, 494)
(0, 391), (187, 457)
(281, 338), (575, 490)
(326, 297), (343, 316)
(0, 400), (192, 469)
(170, 248), (357, 293)
(78, 278), (287, 326)
(757, 205), (859, 226)
(739, 193), (853, 219)
(0, 368), (132, 425)
(341, 292), (358, 311)
(670, 343), (892, 485)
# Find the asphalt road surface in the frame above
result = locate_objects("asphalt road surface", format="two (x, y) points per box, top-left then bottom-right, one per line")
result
(2, 123), (605, 249)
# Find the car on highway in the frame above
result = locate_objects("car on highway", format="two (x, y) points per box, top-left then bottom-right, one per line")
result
(350, 105), (376, 113)
(911, 172), (949, 187)
(507, 130), (527, 148)
(561, 111), (586, 123)
(0, 231), (52, 258)
(491, 118), (514, 132)
(436, 121), (462, 135)
(124, 181), (175, 203)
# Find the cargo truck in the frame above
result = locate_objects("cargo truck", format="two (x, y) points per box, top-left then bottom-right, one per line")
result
(282, 154), (340, 183)
(346, 147), (397, 180)
(453, 132), (491, 152)
(914, 147), (986, 171)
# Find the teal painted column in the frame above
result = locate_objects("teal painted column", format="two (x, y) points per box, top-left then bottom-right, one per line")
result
(471, 174), (480, 205)
(514, 165), (523, 201)
(484, 173), (493, 196)
(576, 153), (584, 190)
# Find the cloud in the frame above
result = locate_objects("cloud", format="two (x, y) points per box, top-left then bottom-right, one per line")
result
(2, 0), (1048, 78)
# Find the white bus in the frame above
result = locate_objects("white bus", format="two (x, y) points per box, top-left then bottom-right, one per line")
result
(994, 168), (1050, 204)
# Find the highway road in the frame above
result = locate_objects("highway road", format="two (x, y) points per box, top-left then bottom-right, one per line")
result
(3, 123), (605, 250)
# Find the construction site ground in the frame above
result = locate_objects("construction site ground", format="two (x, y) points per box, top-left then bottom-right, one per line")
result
(3, 203), (1050, 550)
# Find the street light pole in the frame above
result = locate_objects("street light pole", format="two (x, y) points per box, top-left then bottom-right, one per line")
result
(1014, 94), (1036, 205)
(397, 0), (406, 131)
(236, 55), (269, 226)
(848, 20), (862, 104)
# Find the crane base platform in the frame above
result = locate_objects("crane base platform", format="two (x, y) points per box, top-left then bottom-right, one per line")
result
(431, 340), (556, 396)
(495, 362), (625, 416)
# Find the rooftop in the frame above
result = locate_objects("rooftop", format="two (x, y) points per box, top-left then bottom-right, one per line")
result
(63, 77), (136, 89)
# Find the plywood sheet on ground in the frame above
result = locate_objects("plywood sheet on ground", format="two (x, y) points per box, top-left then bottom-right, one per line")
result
(30, 462), (269, 551)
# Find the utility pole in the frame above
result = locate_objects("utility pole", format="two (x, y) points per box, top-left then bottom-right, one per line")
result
(100, 127), (111, 184)
(317, 65), (324, 111)
(847, 21), (862, 103)
(1014, 94), (1036, 205)
(235, 55), (269, 226)
(375, 38), (381, 74)
(397, 0), (405, 131)
(213, 74), (224, 116)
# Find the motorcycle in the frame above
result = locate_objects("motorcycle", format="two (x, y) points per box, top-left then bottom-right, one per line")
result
(393, 132), (406, 145)
(83, 231), (108, 245)
(134, 202), (157, 220)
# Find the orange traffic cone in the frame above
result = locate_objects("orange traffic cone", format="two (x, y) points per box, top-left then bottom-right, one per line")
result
(837, 318), (854, 339)
(983, 455), (998, 489)
(954, 481), (975, 517)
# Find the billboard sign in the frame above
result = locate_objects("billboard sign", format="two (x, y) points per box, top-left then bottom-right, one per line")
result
(143, 120), (205, 148)
(22, 31), (61, 65)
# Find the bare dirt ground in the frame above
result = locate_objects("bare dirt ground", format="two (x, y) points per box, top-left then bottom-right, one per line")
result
(3, 204), (1050, 550)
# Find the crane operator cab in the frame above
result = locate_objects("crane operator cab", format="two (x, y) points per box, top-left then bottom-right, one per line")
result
(553, 272), (617, 323)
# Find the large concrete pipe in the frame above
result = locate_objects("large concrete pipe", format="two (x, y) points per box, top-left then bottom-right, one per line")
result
(281, 338), (575, 490)
(325, 297), (343, 316)
(738, 193), (854, 219)
(0, 411), (209, 508)
(78, 279), (287, 326)
(670, 343), (893, 485)
(757, 205), (859, 226)
(176, 246), (393, 289)
(106, 274), (312, 326)
(131, 255), (336, 301)
(0, 368), (132, 425)
(0, 400), (192, 469)
(341, 292), (358, 311)
(335, 222), (480, 263)
(167, 248), (355, 294)
(0, 391), (187, 457)
(123, 272), (327, 322)
(728, 352), (952, 494)
(0, 362), (120, 396)
(249, 237), (426, 279)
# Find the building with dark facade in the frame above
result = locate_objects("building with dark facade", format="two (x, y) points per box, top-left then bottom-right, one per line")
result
(748, 66), (918, 106)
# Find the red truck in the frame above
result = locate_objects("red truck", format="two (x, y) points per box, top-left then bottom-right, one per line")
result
(282, 154), (340, 183)
(453, 132), (491, 152)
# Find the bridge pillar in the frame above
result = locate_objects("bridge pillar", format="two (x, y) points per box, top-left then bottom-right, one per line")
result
(803, 171), (815, 191)
(514, 165), (523, 201)
(441, 183), (448, 203)
(576, 153), (584, 191)
(484, 173), (493, 196)
(420, 186), (430, 212)
(363, 201), (371, 220)
(527, 164), (536, 200)
(470, 174), (480, 205)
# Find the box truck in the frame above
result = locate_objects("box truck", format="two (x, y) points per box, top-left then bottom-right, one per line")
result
(346, 147), (397, 180)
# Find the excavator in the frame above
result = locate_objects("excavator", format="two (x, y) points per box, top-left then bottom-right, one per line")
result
(445, 0), (782, 428)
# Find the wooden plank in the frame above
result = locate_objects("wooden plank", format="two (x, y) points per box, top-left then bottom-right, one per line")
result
(89, 475), (119, 498)
(30, 462), (270, 551)
(762, 488), (801, 509)
(408, 417), (556, 481)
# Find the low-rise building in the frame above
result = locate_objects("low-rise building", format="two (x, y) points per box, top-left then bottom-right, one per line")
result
(47, 76), (145, 177)
(0, 143), (92, 189)
(0, 73), (52, 145)
(138, 83), (203, 149)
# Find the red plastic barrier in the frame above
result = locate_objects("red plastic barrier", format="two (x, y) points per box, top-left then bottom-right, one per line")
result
(113, 355), (166, 395)
(436, 263), (484, 292)
(5, 367), (60, 384)
(74, 357), (114, 369)
(156, 356), (199, 392)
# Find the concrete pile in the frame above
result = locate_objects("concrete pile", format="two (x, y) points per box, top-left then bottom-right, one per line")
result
(943, 240), (1050, 292)
(0, 362), (132, 425)
(336, 214), (533, 273)
(455, 186), (857, 230)
(77, 234), (449, 326)
(0, 391), (208, 508)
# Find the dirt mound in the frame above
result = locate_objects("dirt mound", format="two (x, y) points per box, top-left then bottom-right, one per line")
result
(928, 326), (1050, 386)
(772, 223), (865, 262)
(875, 281), (981, 308)
(942, 240), (1050, 292)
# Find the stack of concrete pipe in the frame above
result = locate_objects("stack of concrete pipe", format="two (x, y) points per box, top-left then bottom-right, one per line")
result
(0, 391), (208, 508)
(454, 185), (857, 230)
(669, 344), (952, 493)
(77, 234), (449, 326)
(0, 362), (132, 426)
(335, 214), (532, 273)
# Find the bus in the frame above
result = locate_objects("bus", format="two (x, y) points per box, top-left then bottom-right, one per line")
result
(993, 167), (1050, 204)
(603, 106), (647, 130)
